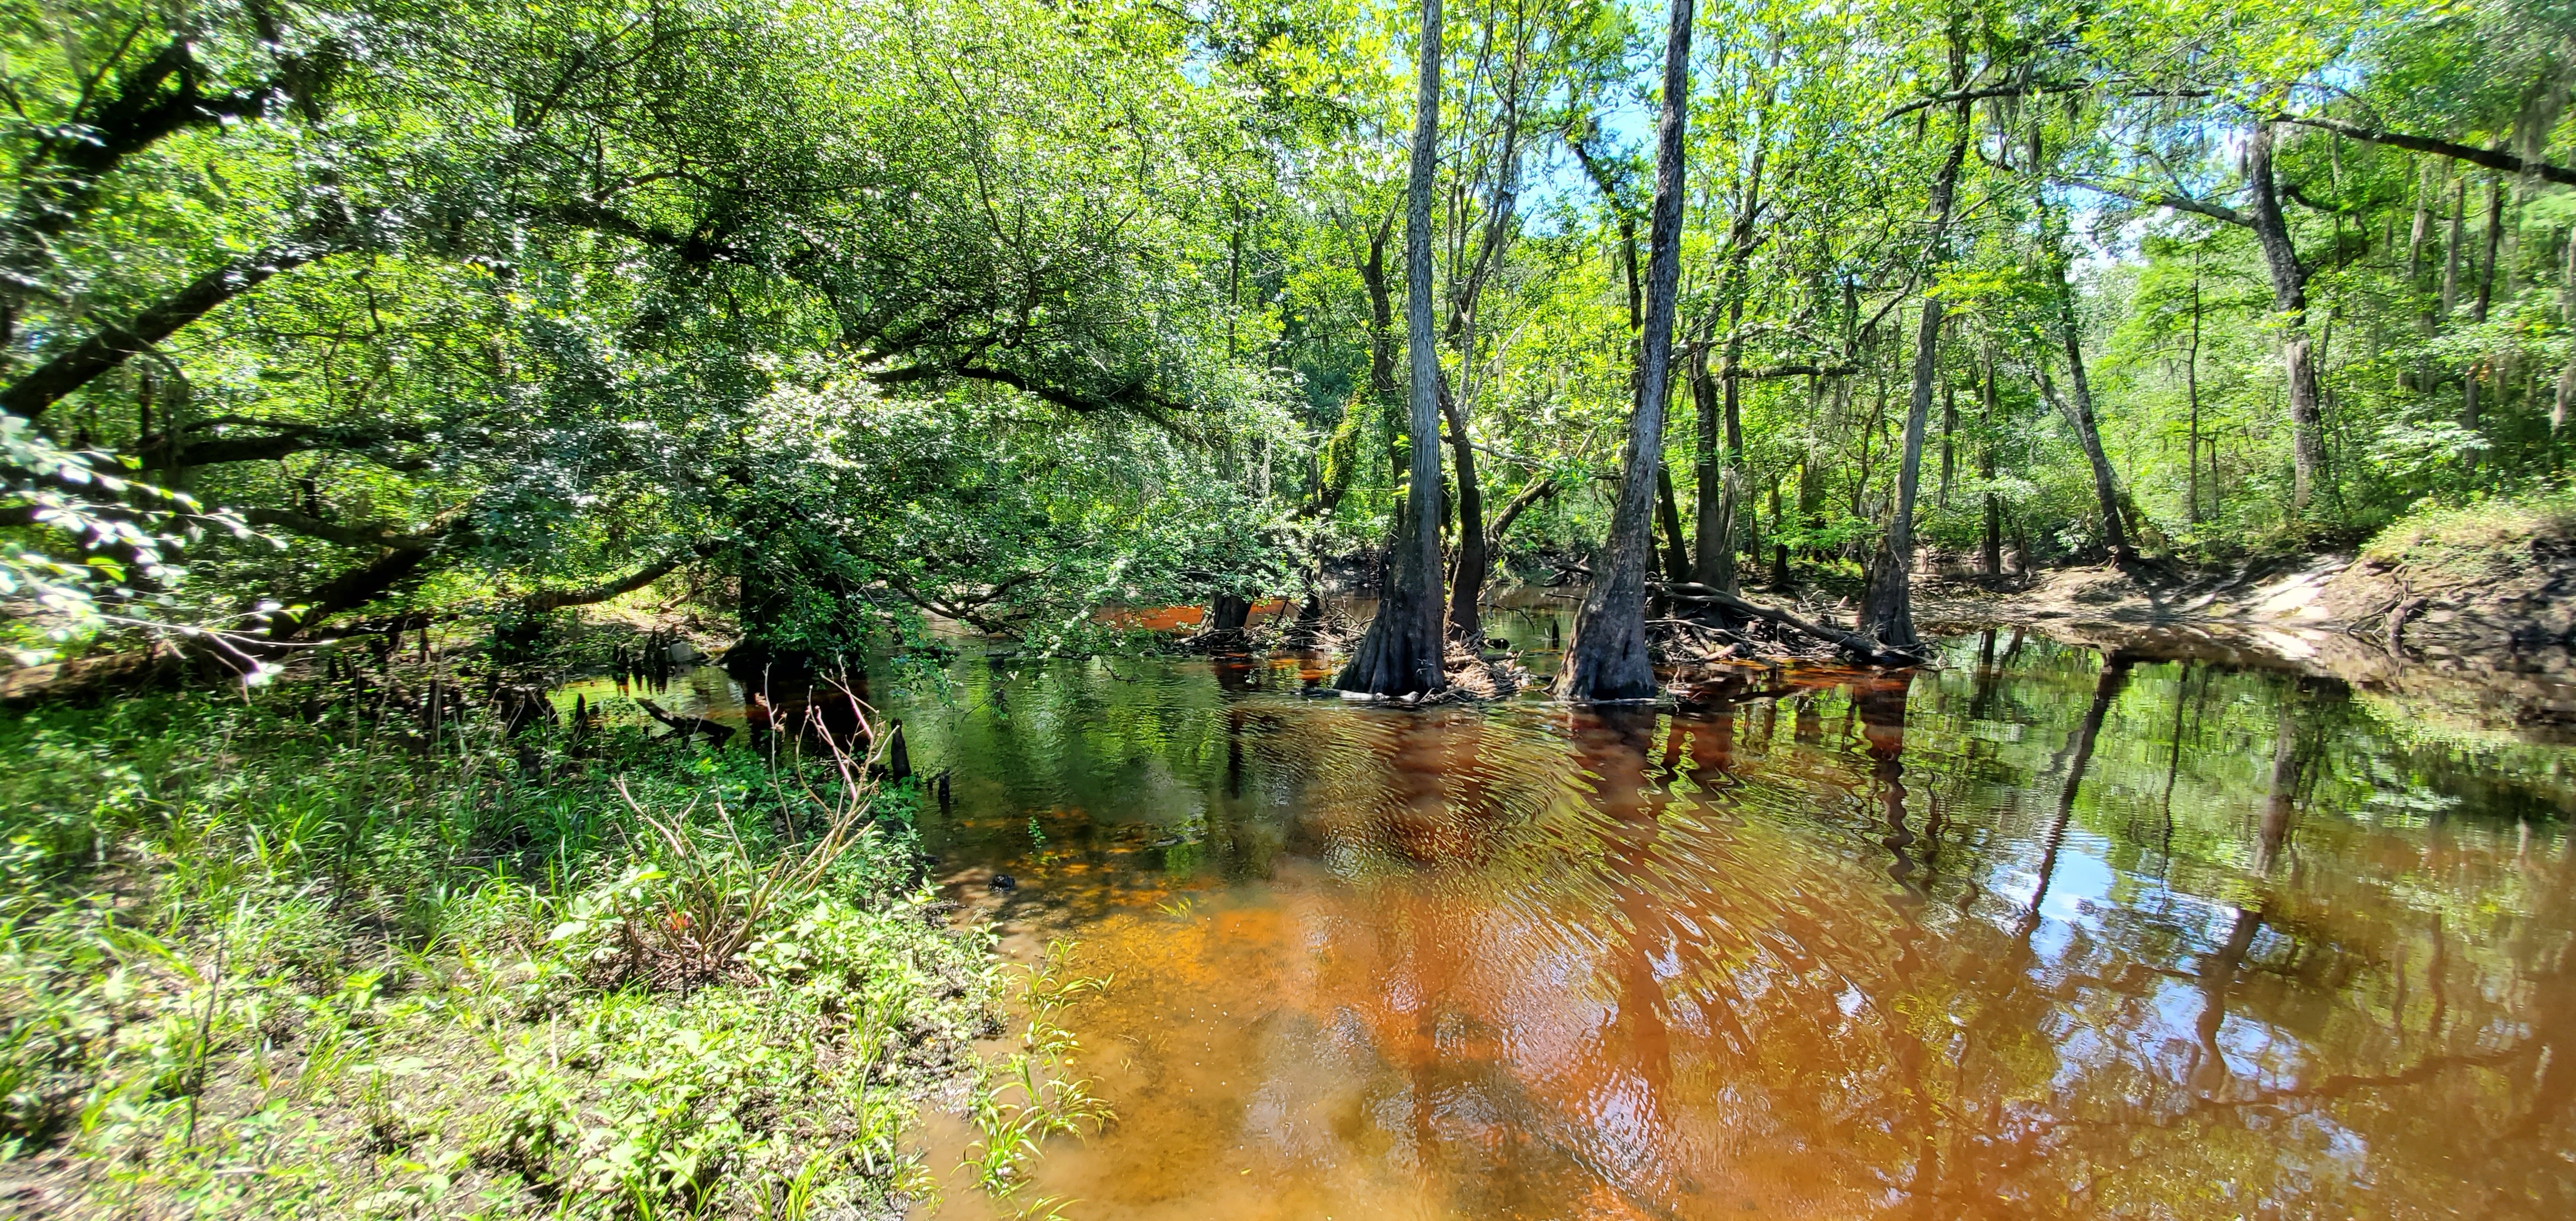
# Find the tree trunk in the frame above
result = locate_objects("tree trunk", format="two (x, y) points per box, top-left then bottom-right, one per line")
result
(2244, 122), (2327, 514)
(2442, 175), (2465, 320)
(1981, 348), (2002, 578)
(1560, 0), (1691, 702)
(1334, 0), (1447, 697)
(1209, 594), (1252, 633)
(1767, 474), (1789, 589)
(1861, 108), (1969, 651)
(1689, 349), (1738, 595)
(1442, 382), (1487, 642)
(2408, 160), (2437, 393)
(2186, 278), (2203, 523)
(1485, 475), (1556, 555)
(4, 237), (339, 421)
(1655, 465), (1689, 584)
(1692, 152), (1764, 598)
(2466, 176), (2504, 438)
(1938, 377), (1955, 509)
(2043, 208), (2134, 562)
(2558, 227), (2574, 434)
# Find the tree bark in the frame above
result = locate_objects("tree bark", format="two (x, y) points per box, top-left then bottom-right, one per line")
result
(2243, 122), (2327, 514)
(1689, 349), (1736, 594)
(522, 551), (697, 613)
(2466, 176), (2504, 437)
(2279, 115), (2576, 187)
(2186, 278), (2204, 523)
(1485, 475), (1557, 551)
(1560, 0), (1692, 702)
(2558, 228), (2575, 434)
(2042, 206), (2134, 562)
(1440, 45), (1528, 645)
(2442, 175), (2466, 320)
(1334, 0), (1448, 697)
(1981, 347), (2002, 578)
(1655, 465), (1689, 584)
(2408, 161), (2438, 393)
(1860, 107), (1969, 651)
(1441, 381), (1488, 642)
(1692, 151), (1764, 597)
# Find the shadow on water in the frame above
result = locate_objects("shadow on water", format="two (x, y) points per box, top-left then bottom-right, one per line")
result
(562, 624), (2576, 1219)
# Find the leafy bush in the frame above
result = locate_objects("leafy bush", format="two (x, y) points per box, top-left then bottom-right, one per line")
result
(0, 685), (1063, 1217)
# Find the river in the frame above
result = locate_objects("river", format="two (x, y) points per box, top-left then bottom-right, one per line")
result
(557, 617), (2576, 1219)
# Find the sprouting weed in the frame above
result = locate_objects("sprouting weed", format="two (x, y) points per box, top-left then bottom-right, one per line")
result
(1014, 1194), (1081, 1220)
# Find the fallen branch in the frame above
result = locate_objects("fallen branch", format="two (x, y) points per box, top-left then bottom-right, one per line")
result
(1654, 581), (1924, 666)
(635, 698), (736, 748)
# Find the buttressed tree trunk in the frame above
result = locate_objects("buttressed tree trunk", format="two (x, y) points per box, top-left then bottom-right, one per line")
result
(2244, 122), (2328, 513)
(1334, 0), (1447, 697)
(1860, 103), (1969, 652)
(1559, 0), (1692, 702)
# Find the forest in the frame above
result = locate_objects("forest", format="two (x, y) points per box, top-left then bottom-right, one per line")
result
(2, 0), (2569, 682)
(4, 0), (2575, 1217)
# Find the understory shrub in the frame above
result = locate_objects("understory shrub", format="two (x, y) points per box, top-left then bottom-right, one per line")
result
(0, 683), (1090, 1218)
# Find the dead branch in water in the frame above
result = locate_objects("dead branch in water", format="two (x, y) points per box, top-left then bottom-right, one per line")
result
(1651, 581), (1925, 666)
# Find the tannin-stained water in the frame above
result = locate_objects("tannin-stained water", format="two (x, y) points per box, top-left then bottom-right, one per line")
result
(561, 627), (2576, 1218)
(893, 630), (2576, 1220)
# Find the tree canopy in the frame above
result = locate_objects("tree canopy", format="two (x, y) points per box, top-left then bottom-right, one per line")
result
(6, 0), (2574, 669)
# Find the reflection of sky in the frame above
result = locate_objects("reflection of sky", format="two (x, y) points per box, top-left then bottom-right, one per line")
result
(570, 635), (2576, 1217)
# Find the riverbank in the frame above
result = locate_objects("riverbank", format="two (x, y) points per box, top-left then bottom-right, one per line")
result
(1912, 519), (2576, 745)
(0, 684), (1084, 1218)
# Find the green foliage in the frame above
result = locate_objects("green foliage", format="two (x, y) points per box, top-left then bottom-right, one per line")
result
(0, 688), (1078, 1216)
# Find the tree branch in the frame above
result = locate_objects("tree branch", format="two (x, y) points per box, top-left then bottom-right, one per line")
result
(2053, 175), (2251, 228)
(1723, 361), (1860, 380)
(2280, 115), (2576, 187)
(520, 549), (698, 613)
(3, 233), (345, 420)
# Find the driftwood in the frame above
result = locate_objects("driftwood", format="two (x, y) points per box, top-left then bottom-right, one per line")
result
(0, 642), (188, 704)
(1652, 581), (1924, 666)
(636, 698), (735, 747)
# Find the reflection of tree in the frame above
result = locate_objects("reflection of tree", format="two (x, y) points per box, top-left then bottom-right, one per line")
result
(1569, 707), (1686, 1208)
(2019, 652), (2133, 940)
(2256, 688), (2300, 873)
(1856, 675), (1921, 895)
(914, 640), (2576, 1217)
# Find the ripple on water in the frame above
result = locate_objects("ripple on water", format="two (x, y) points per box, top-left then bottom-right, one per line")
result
(566, 636), (2576, 1219)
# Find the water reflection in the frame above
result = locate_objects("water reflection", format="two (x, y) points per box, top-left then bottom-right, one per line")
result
(877, 633), (2576, 1220)
(549, 631), (2576, 1216)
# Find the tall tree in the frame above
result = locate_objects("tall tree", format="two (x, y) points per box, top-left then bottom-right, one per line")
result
(1335, 0), (1449, 696)
(1560, 0), (1692, 702)
(1858, 93), (1968, 653)
(1692, 146), (1765, 597)
(2038, 200), (2135, 564)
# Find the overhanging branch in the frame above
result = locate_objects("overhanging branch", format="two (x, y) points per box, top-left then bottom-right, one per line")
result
(2281, 115), (2576, 186)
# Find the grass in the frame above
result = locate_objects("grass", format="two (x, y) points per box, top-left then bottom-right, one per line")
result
(2360, 486), (2576, 580)
(0, 675), (1104, 1218)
